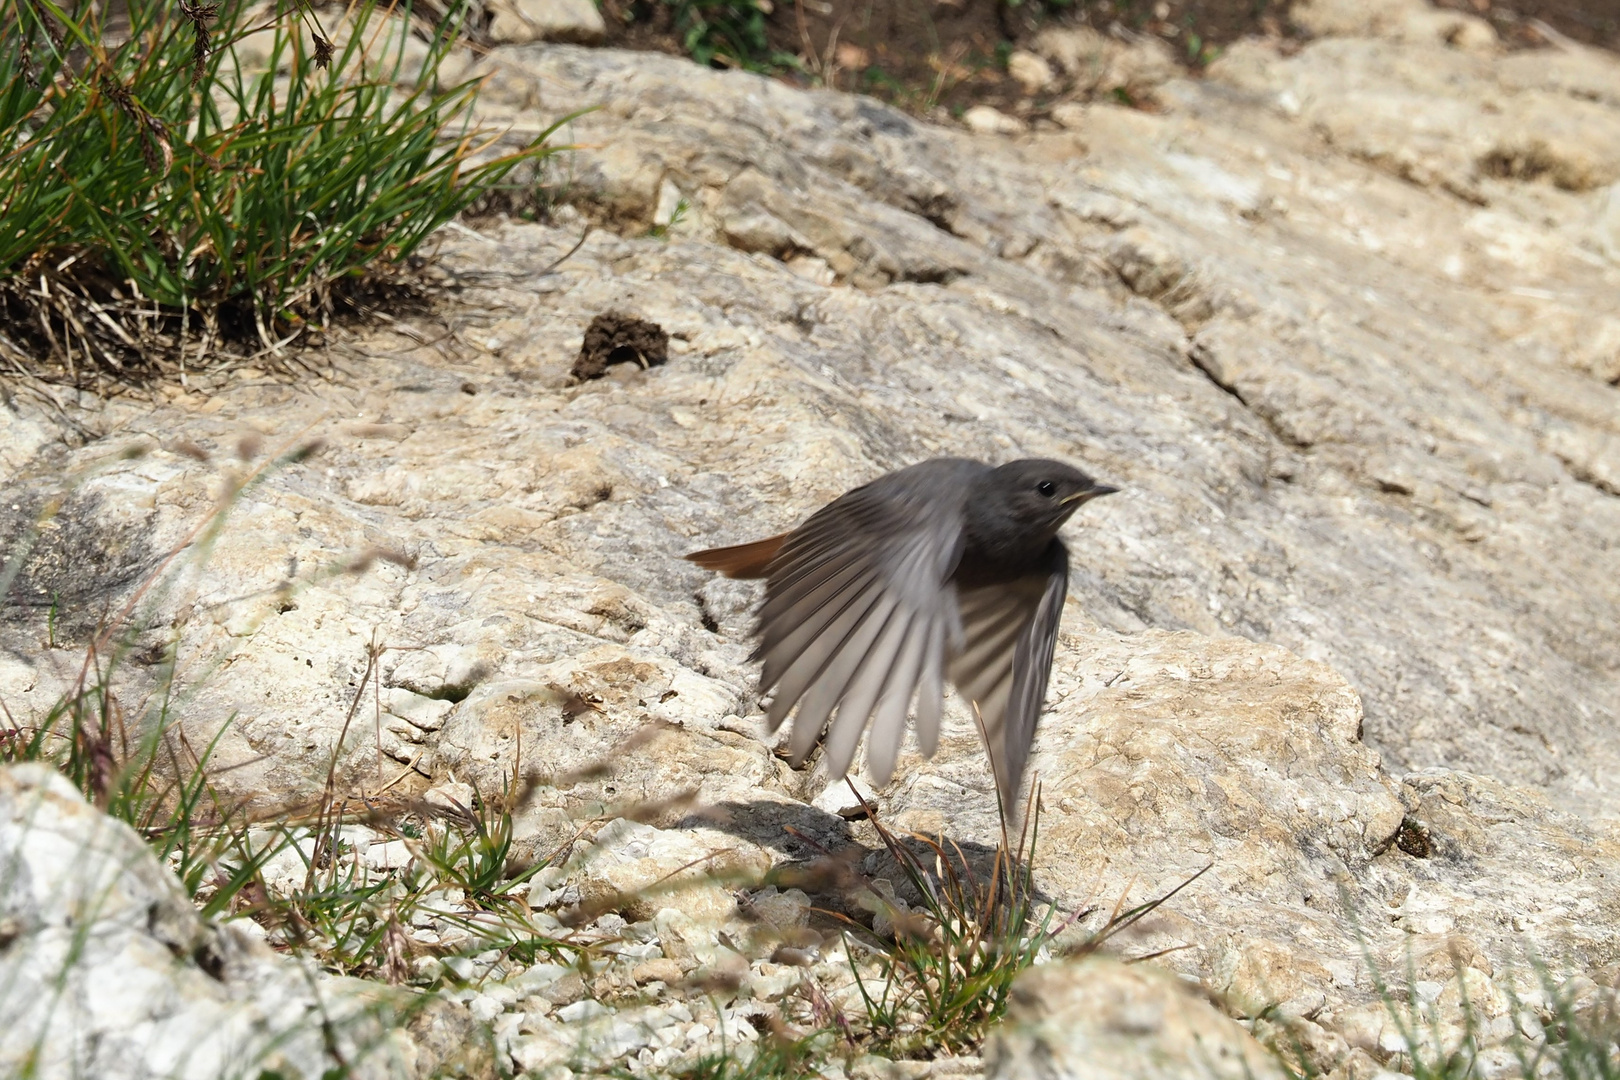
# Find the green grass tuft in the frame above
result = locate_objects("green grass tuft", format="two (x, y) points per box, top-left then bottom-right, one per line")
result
(666, 0), (798, 71)
(0, 0), (567, 383)
(831, 780), (1212, 1060)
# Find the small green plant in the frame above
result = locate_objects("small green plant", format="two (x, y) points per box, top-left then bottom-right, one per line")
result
(415, 789), (533, 905)
(836, 785), (1028, 1054)
(238, 643), (577, 983)
(832, 780), (1210, 1059)
(209, 771), (579, 985)
(860, 65), (907, 98)
(667, 0), (797, 71)
(648, 196), (692, 239)
(0, 0), (569, 382)
(841, 792), (1053, 1055)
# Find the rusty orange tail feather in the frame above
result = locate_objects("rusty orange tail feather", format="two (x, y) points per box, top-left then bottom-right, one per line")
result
(685, 534), (787, 579)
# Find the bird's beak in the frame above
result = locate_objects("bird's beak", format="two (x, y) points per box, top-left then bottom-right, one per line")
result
(1062, 484), (1119, 505)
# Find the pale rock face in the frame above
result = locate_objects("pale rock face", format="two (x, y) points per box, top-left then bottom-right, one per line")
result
(1030, 26), (1180, 101)
(813, 773), (878, 818)
(986, 957), (1289, 1080)
(1210, 31), (1620, 203)
(1292, 0), (1499, 54)
(881, 630), (1620, 1071)
(1595, 181), (1620, 266)
(0, 765), (461, 1080)
(3, 3), (1620, 1075)
(0, 401), (54, 476)
(1006, 50), (1056, 95)
(963, 105), (1029, 136)
(485, 0), (605, 45)
(564, 818), (771, 922)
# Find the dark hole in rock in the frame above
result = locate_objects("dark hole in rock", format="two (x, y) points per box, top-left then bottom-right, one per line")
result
(422, 680), (476, 704)
(193, 940), (227, 981)
(1395, 818), (1433, 859)
(1478, 144), (1555, 183)
(572, 312), (669, 381)
(132, 640), (173, 667)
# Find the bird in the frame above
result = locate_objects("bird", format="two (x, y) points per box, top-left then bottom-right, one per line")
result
(686, 457), (1117, 816)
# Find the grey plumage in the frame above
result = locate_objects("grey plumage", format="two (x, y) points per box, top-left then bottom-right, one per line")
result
(687, 457), (1116, 816)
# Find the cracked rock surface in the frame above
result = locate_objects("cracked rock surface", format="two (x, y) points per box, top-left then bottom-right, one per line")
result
(3, 0), (1620, 1074)
(0, 765), (473, 1080)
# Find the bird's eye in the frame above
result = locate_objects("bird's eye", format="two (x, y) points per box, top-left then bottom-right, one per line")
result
(1037, 481), (1056, 497)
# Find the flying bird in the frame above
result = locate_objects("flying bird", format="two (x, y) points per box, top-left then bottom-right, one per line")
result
(686, 457), (1116, 815)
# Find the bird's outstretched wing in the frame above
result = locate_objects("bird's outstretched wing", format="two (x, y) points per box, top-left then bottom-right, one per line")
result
(948, 541), (1069, 817)
(745, 481), (967, 786)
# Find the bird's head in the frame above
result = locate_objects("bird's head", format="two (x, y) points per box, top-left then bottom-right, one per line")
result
(985, 458), (1118, 535)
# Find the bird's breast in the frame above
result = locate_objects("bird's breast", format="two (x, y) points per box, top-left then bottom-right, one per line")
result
(951, 536), (1064, 589)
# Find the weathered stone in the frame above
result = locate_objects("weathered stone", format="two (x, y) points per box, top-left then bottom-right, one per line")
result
(742, 885), (812, 930)
(1292, 0), (1498, 53)
(1030, 26), (1180, 102)
(486, 0), (604, 45)
(565, 818), (771, 922)
(1007, 50), (1055, 95)
(630, 957), (684, 984)
(985, 957), (1289, 1079)
(963, 105), (1028, 136)
(0, 765), (468, 1080)
(1210, 26), (1620, 198)
(813, 773), (877, 818)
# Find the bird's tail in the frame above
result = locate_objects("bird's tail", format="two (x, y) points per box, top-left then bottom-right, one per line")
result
(685, 534), (787, 579)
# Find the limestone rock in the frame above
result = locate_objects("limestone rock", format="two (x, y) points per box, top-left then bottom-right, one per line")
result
(813, 774), (877, 818)
(1049, 101), (1087, 130)
(0, 764), (464, 1080)
(486, 0), (604, 45)
(6, 0), (1617, 830)
(964, 105), (1028, 136)
(985, 957), (1288, 1080)
(882, 631), (1620, 1071)
(1209, 24), (1620, 198)
(1030, 25), (1179, 102)
(1007, 50), (1055, 95)
(565, 818), (772, 922)
(1596, 181), (1620, 265)
(1292, 0), (1498, 53)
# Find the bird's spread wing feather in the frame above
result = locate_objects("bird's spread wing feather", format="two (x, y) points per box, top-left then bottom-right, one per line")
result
(948, 542), (1069, 817)
(751, 482), (965, 785)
